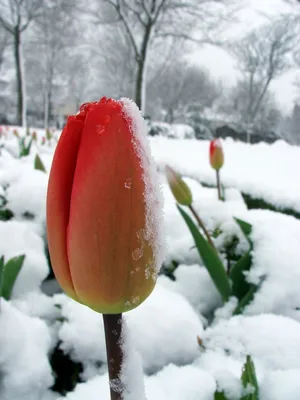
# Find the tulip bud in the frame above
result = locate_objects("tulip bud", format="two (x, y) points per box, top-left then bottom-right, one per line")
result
(209, 139), (224, 170)
(165, 165), (192, 206)
(13, 129), (19, 138)
(46, 97), (164, 314)
(41, 137), (46, 145)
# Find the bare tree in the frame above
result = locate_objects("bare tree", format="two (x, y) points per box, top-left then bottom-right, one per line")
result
(25, 0), (78, 128)
(0, 0), (44, 126)
(229, 16), (298, 140)
(147, 58), (220, 123)
(90, 0), (234, 114)
(0, 25), (10, 71)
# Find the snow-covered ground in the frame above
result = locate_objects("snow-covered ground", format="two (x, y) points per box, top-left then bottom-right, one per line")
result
(1, 125), (300, 399)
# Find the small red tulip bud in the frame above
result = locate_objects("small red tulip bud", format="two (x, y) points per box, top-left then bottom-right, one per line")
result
(209, 139), (224, 170)
(165, 165), (192, 206)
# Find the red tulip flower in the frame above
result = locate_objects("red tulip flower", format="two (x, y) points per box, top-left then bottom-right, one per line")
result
(46, 97), (163, 314)
(209, 139), (224, 200)
(209, 138), (224, 171)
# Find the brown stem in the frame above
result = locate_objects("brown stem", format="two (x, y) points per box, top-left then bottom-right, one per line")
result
(103, 314), (124, 400)
(216, 169), (222, 201)
(189, 204), (217, 252)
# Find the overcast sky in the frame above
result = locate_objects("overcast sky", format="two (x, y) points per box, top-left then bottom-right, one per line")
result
(189, 0), (299, 115)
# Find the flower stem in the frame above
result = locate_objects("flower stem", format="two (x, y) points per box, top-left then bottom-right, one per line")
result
(216, 169), (222, 201)
(103, 314), (124, 400)
(189, 204), (217, 252)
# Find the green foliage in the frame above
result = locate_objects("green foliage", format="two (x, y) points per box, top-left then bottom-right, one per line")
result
(46, 128), (52, 142)
(19, 137), (33, 157)
(177, 205), (231, 302)
(231, 218), (260, 314)
(0, 185), (14, 221)
(0, 255), (25, 300)
(230, 251), (252, 300)
(242, 193), (300, 220)
(0, 208), (14, 221)
(177, 206), (259, 314)
(241, 355), (259, 400)
(234, 218), (252, 242)
(214, 355), (259, 400)
(159, 260), (179, 281)
(34, 154), (47, 173)
(214, 391), (228, 400)
(233, 284), (258, 315)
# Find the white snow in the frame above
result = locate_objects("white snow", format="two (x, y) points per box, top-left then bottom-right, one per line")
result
(0, 220), (49, 298)
(152, 137), (300, 213)
(55, 282), (203, 375)
(1, 125), (300, 399)
(121, 98), (165, 276)
(0, 300), (53, 400)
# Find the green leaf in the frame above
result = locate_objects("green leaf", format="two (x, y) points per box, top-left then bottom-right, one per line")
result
(19, 137), (33, 157)
(0, 209), (14, 221)
(34, 154), (47, 173)
(230, 251), (252, 300)
(25, 138), (33, 155)
(0, 255), (5, 289)
(0, 255), (25, 300)
(234, 218), (252, 245)
(177, 205), (231, 302)
(241, 355), (259, 400)
(214, 391), (229, 400)
(234, 284), (257, 315)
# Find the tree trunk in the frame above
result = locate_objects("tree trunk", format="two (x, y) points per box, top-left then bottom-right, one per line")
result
(135, 60), (145, 114)
(14, 27), (23, 126)
(44, 63), (54, 129)
(134, 22), (152, 115)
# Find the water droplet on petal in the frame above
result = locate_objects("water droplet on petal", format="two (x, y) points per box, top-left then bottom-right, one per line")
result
(124, 301), (131, 309)
(96, 125), (105, 135)
(125, 178), (132, 189)
(132, 296), (139, 304)
(132, 248), (143, 261)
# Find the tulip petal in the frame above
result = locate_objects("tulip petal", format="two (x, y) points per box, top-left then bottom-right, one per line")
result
(67, 100), (155, 313)
(46, 115), (85, 301)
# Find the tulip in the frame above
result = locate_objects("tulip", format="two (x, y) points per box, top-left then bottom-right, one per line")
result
(165, 165), (192, 206)
(209, 138), (224, 201)
(165, 164), (216, 251)
(46, 97), (163, 315)
(13, 129), (19, 138)
(209, 138), (224, 171)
